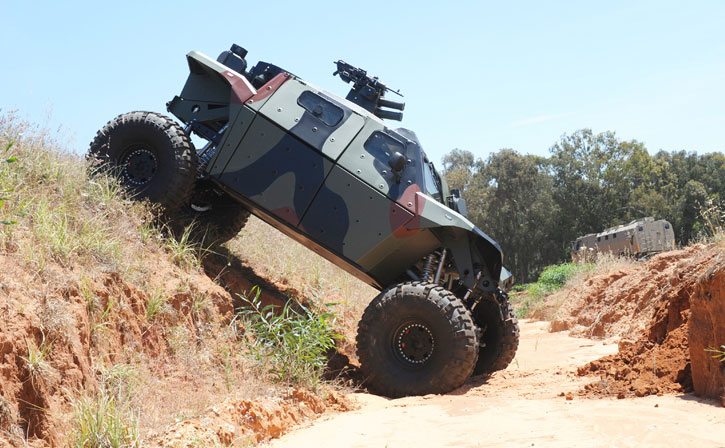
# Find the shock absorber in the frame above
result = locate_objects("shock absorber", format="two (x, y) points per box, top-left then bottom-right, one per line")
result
(434, 248), (447, 285)
(420, 253), (437, 282)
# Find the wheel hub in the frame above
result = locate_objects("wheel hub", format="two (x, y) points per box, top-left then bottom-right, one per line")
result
(123, 148), (157, 185)
(395, 323), (434, 364)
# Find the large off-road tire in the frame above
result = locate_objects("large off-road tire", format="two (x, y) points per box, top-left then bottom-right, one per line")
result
(472, 291), (520, 375)
(170, 179), (250, 246)
(88, 111), (197, 213)
(356, 282), (478, 397)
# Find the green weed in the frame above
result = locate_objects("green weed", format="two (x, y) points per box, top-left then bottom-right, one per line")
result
(235, 287), (340, 390)
(90, 297), (115, 341)
(515, 262), (594, 318)
(216, 344), (237, 393)
(20, 336), (53, 391)
(705, 345), (725, 362)
(99, 363), (139, 403)
(145, 288), (167, 321)
(164, 224), (208, 270)
(68, 390), (140, 448)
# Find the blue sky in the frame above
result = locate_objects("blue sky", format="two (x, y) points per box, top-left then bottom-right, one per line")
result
(2, 1), (724, 165)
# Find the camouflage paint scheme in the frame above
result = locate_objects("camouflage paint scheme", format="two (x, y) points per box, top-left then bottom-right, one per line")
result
(168, 51), (503, 292)
(571, 217), (676, 262)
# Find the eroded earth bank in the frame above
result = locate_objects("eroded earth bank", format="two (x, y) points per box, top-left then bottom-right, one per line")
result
(267, 246), (725, 448)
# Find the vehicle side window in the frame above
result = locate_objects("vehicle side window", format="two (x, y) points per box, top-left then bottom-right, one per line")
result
(363, 131), (406, 166)
(297, 91), (344, 127)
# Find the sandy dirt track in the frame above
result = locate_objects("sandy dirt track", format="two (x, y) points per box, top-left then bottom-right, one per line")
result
(267, 320), (725, 448)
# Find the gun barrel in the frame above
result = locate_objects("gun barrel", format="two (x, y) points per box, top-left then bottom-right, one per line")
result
(375, 108), (404, 121)
(378, 98), (405, 111)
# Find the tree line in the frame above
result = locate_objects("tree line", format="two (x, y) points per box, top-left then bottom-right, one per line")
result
(442, 129), (725, 283)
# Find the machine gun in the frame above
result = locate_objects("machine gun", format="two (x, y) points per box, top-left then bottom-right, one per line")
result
(333, 60), (405, 121)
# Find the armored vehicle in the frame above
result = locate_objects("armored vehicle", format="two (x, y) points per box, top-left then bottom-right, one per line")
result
(89, 44), (519, 397)
(571, 217), (676, 262)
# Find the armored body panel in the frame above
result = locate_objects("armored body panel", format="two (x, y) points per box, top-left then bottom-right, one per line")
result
(571, 217), (676, 261)
(167, 50), (503, 292)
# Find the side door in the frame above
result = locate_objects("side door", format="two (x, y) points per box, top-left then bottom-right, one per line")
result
(214, 78), (364, 227)
(300, 121), (436, 277)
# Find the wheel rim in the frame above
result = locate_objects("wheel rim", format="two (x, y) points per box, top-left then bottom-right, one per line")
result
(122, 148), (157, 186)
(393, 322), (435, 365)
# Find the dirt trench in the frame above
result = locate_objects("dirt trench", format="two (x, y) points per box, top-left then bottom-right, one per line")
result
(0, 244), (323, 447)
(266, 320), (725, 448)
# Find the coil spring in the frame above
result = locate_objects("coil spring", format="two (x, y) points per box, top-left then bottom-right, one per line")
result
(420, 252), (439, 282)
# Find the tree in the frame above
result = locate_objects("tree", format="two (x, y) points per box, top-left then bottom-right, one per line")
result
(444, 149), (557, 282)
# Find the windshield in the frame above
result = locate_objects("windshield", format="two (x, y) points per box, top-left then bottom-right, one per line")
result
(423, 162), (443, 202)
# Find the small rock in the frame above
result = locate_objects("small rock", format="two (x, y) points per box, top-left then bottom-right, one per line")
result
(654, 404), (659, 408)
(565, 393), (573, 401)
(617, 392), (626, 399)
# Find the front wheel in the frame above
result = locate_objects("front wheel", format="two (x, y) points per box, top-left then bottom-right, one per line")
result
(356, 282), (478, 397)
(88, 111), (197, 213)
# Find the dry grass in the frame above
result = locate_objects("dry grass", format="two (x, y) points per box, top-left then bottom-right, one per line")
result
(0, 113), (296, 445)
(700, 199), (725, 248)
(0, 112), (148, 278)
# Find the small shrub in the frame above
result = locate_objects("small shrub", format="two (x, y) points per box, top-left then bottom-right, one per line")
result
(39, 297), (74, 343)
(99, 363), (139, 403)
(20, 336), (54, 391)
(145, 289), (167, 321)
(163, 224), (207, 270)
(515, 262), (594, 318)
(235, 287), (340, 389)
(69, 390), (140, 448)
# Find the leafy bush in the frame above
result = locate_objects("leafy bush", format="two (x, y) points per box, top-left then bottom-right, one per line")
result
(515, 262), (594, 318)
(235, 287), (340, 389)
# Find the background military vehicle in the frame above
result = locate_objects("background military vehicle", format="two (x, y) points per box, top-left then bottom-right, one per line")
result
(89, 44), (519, 397)
(571, 217), (676, 262)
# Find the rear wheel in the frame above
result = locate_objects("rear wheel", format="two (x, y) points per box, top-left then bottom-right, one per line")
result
(170, 179), (250, 245)
(472, 291), (519, 375)
(356, 282), (478, 397)
(88, 111), (197, 213)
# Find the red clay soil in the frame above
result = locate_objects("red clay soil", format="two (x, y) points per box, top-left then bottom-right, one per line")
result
(0, 247), (319, 447)
(543, 244), (724, 400)
(0, 253), (235, 446)
(148, 388), (353, 446)
(550, 245), (718, 339)
(689, 255), (725, 404)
